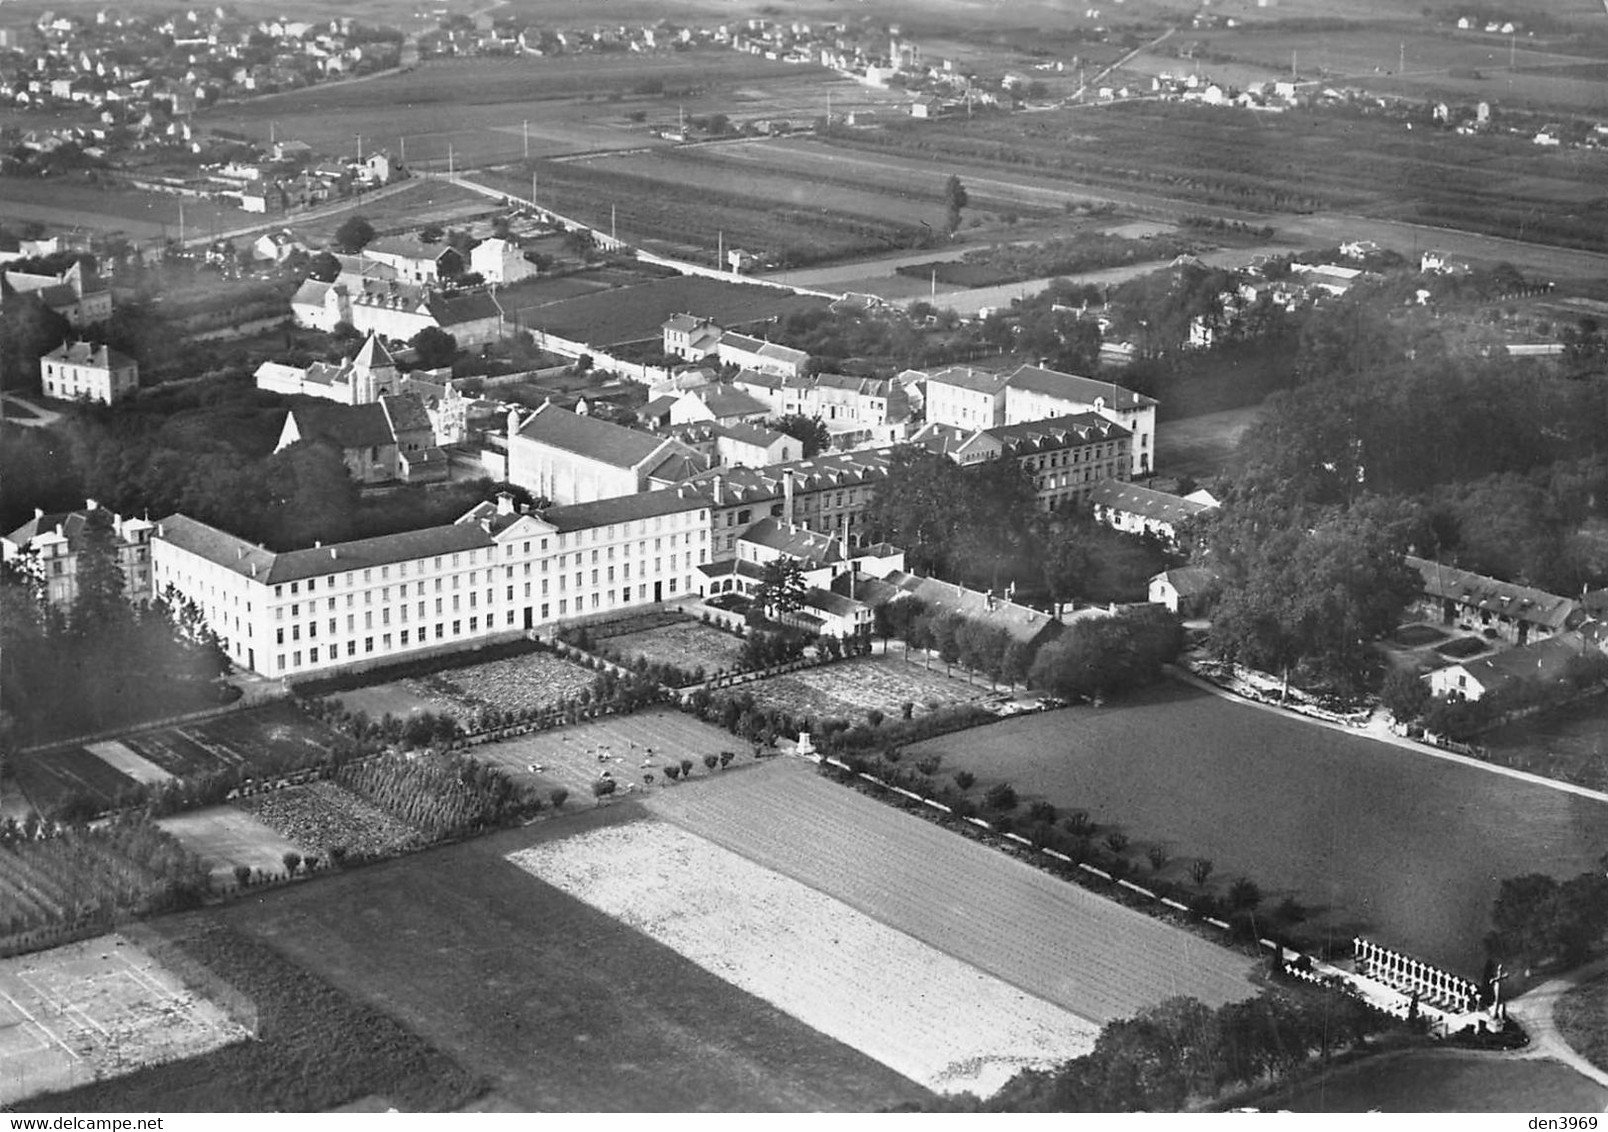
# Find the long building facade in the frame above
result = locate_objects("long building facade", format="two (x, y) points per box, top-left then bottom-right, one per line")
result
(151, 490), (711, 679)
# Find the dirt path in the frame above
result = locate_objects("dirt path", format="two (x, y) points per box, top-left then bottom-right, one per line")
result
(1507, 958), (1608, 1094)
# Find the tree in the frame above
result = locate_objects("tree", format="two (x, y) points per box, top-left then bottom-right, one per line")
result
(705, 112), (730, 135)
(1227, 877), (1262, 911)
(305, 251), (341, 283)
(282, 850), (302, 875)
(943, 174), (969, 235)
(0, 292), (73, 392)
(333, 215), (376, 253)
(1189, 858), (1214, 888)
(549, 787), (568, 809)
(419, 223), (444, 244)
(984, 781), (1018, 812)
(263, 441), (359, 549)
(769, 413), (831, 457)
(754, 558), (807, 619)
(1380, 667), (1430, 724)
(591, 777), (617, 804)
(410, 326), (459, 369)
(1486, 873), (1559, 971)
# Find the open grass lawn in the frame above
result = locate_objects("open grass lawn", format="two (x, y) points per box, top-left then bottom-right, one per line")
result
(17, 914), (482, 1113)
(905, 681), (1608, 974)
(1556, 970), (1608, 1076)
(208, 806), (930, 1111)
(156, 807), (312, 884)
(1271, 1049), (1608, 1113)
(747, 654), (989, 724)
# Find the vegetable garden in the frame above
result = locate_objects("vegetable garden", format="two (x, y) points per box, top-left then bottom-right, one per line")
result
(233, 782), (424, 859)
(0, 819), (211, 941)
(334, 751), (543, 840)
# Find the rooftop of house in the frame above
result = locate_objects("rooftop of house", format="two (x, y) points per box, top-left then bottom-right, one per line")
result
(539, 485), (708, 532)
(427, 290), (502, 327)
(640, 394), (680, 420)
(5, 504), (150, 551)
(43, 340), (134, 369)
(986, 412), (1130, 451)
(155, 512), (494, 586)
(721, 333), (808, 366)
(1005, 364), (1156, 411)
(909, 421), (976, 458)
(291, 277), (332, 306)
(924, 364), (1011, 396)
(364, 234), (459, 263)
(1091, 481), (1218, 525)
(802, 587), (863, 619)
(662, 312), (712, 333)
(882, 570), (1059, 646)
(514, 403), (670, 469)
(1449, 631), (1591, 691)
(698, 386), (771, 419)
(739, 517), (845, 564)
(1407, 556), (1577, 630)
(683, 447), (894, 505)
(1153, 565), (1220, 598)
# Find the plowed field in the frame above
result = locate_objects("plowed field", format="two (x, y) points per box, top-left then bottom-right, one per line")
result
(644, 759), (1258, 1025)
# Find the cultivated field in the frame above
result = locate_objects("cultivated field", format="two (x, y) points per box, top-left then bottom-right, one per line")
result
(199, 53), (890, 169)
(905, 682), (1608, 973)
(746, 655), (991, 723)
(337, 650), (598, 722)
(645, 759), (1258, 1026)
(233, 781), (423, 860)
(0, 933), (247, 1108)
(214, 806), (931, 1110)
(596, 617), (747, 674)
(9, 747), (142, 818)
(462, 707), (746, 798)
(502, 270), (832, 346)
(510, 818), (1099, 1097)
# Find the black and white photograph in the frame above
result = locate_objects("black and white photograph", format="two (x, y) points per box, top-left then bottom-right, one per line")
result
(2, 0), (1608, 1117)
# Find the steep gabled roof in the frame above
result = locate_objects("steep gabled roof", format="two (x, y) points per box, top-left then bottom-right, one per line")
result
(540, 487), (707, 532)
(739, 518), (844, 564)
(924, 365), (1010, 395)
(987, 412), (1129, 452)
(1407, 556), (1576, 631)
(514, 403), (668, 469)
(286, 402), (394, 449)
(380, 392), (432, 435)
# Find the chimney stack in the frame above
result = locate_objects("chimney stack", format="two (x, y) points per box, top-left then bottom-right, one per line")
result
(330, 547), (338, 559)
(783, 468), (795, 527)
(497, 491), (515, 516)
(711, 474), (723, 505)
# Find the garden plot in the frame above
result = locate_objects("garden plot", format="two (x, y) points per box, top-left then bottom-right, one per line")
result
(509, 819), (1099, 1097)
(233, 782), (423, 859)
(10, 747), (142, 817)
(0, 933), (248, 1107)
(156, 807), (309, 884)
(84, 742), (173, 787)
(597, 618), (746, 674)
(747, 656), (991, 723)
(337, 651), (597, 722)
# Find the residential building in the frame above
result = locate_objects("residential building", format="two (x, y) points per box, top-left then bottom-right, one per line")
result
(1148, 565), (1218, 616)
(38, 339), (138, 403)
(1406, 556), (1577, 647)
(1090, 482), (1219, 544)
(878, 569), (1063, 654)
(149, 488), (712, 678)
(667, 385), (772, 427)
(361, 234), (463, 284)
(685, 448), (894, 559)
(3, 260), (113, 326)
(253, 332), (398, 404)
(662, 421), (800, 468)
(469, 237), (536, 284)
(923, 365), (1009, 431)
(716, 331), (808, 378)
(661, 313), (723, 360)
(1002, 365), (1157, 476)
(1427, 631), (1598, 702)
(732, 370), (910, 441)
(3, 500), (155, 607)
(931, 414), (1131, 511)
(506, 403), (698, 505)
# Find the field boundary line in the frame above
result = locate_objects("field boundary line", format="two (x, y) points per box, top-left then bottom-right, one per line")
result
(0, 986), (79, 1061)
(1166, 667), (1608, 806)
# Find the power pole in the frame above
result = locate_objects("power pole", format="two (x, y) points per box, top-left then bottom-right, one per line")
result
(523, 119), (528, 159)
(531, 171), (537, 209)
(356, 134), (362, 161)
(611, 203), (616, 242)
(448, 143), (454, 177)
(399, 136), (406, 164)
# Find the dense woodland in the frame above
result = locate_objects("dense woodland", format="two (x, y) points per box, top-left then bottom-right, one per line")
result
(0, 376), (536, 551)
(0, 509), (232, 753)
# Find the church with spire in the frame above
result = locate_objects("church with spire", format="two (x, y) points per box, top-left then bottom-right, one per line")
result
(253, 331), (400, 405)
